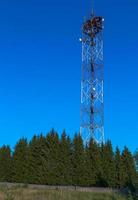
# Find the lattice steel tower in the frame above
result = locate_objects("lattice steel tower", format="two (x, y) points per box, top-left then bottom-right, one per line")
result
(80, 11), (105, 144)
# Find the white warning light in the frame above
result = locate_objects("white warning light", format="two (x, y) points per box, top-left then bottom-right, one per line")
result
(93, 87), (96, 91)
(79, 38), (82, 42)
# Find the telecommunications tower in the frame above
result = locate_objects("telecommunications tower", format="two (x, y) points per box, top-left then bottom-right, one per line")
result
(80, 5), (105, 144)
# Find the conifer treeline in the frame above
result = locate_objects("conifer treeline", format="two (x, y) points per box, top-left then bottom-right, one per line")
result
(0, 129), (137, 189)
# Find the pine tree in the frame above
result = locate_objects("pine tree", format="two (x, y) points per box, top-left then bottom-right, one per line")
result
(58, 130), (72, 185)
(134, 149), (138, 172)
(0, 145), (12, 182)
(100, 141), (116, 187)
(12, 138), (28, 183)
(134, 150), (138, 196)
(27, 134), (47, 184)
(121, 146), (136, 190)
(44, 129), (61, 185)
(85, 139), (101, 186)
(115, 147), (124, 188)
(83, 144), (92, 187)
(37, 133), (51, 185)
(27, 135), (38, 183)
(72, 134), (85, 186)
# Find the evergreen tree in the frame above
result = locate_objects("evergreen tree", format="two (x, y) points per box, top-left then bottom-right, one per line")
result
(12, 138), (28, 183)
(100, 141), (116, 187)
(72, 134), (85, 186)
(85, 139), (101, 186)
(44, 129), (61, 185)
(27, 134), (47, 184)
(58, 130), (72, 185)
(83, 144), (92, 187)
(37, 133), (51, 185)
(115, 147), (124, 188)
(134, 149), (138, 172)
(0, 145), (12, 182)
(134, 150), (138, 197)
(27, 135), (38, 183)
(121, 146), (136, 190)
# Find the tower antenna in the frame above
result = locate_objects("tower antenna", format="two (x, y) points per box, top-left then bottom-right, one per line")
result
(80, 4), (105, 144)
(91, 0), (94, 16)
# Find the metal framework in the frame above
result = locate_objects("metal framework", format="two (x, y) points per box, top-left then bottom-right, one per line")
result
(80, 14), (105, 144)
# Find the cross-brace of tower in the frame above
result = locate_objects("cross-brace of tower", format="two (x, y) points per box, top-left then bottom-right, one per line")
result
(80, 14), (105, 144)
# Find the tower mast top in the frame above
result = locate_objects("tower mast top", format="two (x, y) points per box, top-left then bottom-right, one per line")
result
(91, 0), (94, 16)
(80, 0), (104, 144)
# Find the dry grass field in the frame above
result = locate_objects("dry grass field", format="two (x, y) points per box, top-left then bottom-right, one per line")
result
(0, 187), (127, 200)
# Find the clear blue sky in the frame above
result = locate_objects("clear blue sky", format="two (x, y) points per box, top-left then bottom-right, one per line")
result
(0, 0), (138, 152)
